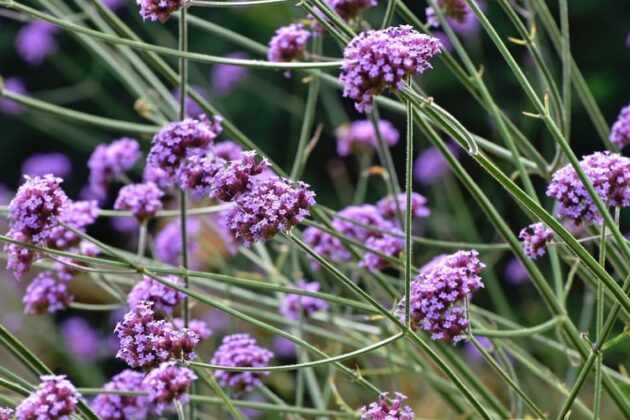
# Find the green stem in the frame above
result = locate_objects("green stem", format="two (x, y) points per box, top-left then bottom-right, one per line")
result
(403, 97), (413, 324)
(471, 316), (565, 338)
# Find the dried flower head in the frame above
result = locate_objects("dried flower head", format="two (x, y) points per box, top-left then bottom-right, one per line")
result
(16, 375), (80, 419)
(280, 280), (329, 320)
(155, 218), (202, 267)
(127, 275), (185, 314)
(92, 370), (149, 420)
(173, 318), (212, 341)
(360, 392), (415, 419)
(336, 120), (400, 156)
(114, 182), (164, 222)
(142, 362), (197, 414)
(611, 103), (630, 149)
(519, 223), (554, 260)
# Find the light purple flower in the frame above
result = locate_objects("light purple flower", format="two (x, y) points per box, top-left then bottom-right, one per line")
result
(267, 23), (311, 76)
(0, 407), (13, 420)
(311, 0), (376, 33)
(336, 120), (400, 156)
(5, 231), (38, 280)
(360, 392), (415, 419)
(48, 200), (99, 251)
(142, 362), (197, 414)
(171, 85), (208, 118)
(0, 76), (27, 115)
(376, 192), (430, 220)
(280, 280), (329, 320)
(210, 151), (268, 201)
(60, 317), (102, 363)
(176, 155), (223, 198)
(88, 138), (141, 199)
(211, 333), (273, 395)
(503, 257), (528, 285)
(414, 143), (458, 185)
(16, 375), (80, 419)
(610, 102), (630, 149)
(136, 0), (186, 23)
(21, 152), (72, 179)
(519, 222), (554, 260)
(212, 52), (250, 96)
(127, 275), (185, 314)
(340, 25), (441, 112)
(110, 216), (139, 234)
(273, 336), (296, 359)
(23, 270), (73, 315)
(360, 232), (404, 270)
(426, 0), (482, 36)
(92, 370), (149, 420)
(173, 318), (212, 340)
(214, 140), (244, 161)
(155, 218), (202, 267)
(16, 21), (59, 66)
(114, 182), (164, 222)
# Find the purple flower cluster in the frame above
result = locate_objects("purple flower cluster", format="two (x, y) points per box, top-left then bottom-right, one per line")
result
(426, 0), (481, 36)
(360, 392), (415, 419)
(214, 140), (244, 161)
(143, 362), (197, 414)
(16, 375), (80, 419)
(127, 275), (185, 314)
(211, 333), (273, 394)
(0, 76), (27, 116)
(376, 192), (430, 220)
(267, 23), (311, 76)
(16, 22), (59, 66)
(210, 151), (269, 201)
(5, 231), (38, 280)
(340, 25), (441, 112)
(0, 408), (13, 420)
(519, 223), (554, 260)
(280, 280), (329, 320)
(173, 318), (212, 340)
(136, 0), (186, 23)
(60, 317), (103, 363)
(114, 182), (164, 222)
(176, 155), (222, 198)
(336, 120), (400, 156)
(23, 271), (73, 315)
(155, 218), (202, 267)
(311, 0), (376, 33)
(546, 151), (630, 225)
(88, 138), (141, 199)
(611, 103), (630, 149)
(114, 301), (199, 369)
(401, 250), (484, 343)
(48, 200), (99, 251)
(147, 115), (223, 182)
(92, 370), (148, 420)
(21, 152), (72, 179)
(360, 233), (405, 270)
(212, 52), (250, 96)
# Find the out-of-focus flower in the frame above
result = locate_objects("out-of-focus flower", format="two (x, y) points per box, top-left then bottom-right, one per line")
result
(433, 31), (453, 53)
(280, 280), (329, 320)
(376, 192), (430, 220)
(311, 0), (376, 33)
(173, 318), (212, 340)
(0, 77), (27, 115)
(360, 232), (404, 270)
(60, 317), (103, 363)
(426, 0), (482, 36)
(212, 52), (250, 96)
(360, 392), (415, 419)
(267, 23), (311, 76)
(414, 143), (458, 185)
(136, 0), (186, 23)
(16, 21), (59, 66)
(610, 102), (630, 149)
(142, 362), (197, 414)
(155, 218), (202, 267)
(503, 257), (528, 285)
(340, 25), (441, 112)
(110, 216), (139, 234)
(211, 333), (273, 395)
(0, 407), (13, 420)
(101, 0), (125, 11)
(519, 223), (554, 260)
(114, 182), (164, 222)
(336, 120), (399, 156)
(92, 370), (148, 420)
(16, 375), (80, 419)
(21, 152), (72, 179)
(23, 270), (73, 315)
(48, 200), (99, 251)
(214, 140), (244, 161)
(88, 138), (141, 200)
(273, 336), (297, 360)
(127, 275), (185, 314)
(463, 336), (492, 361)
(171, 85), (208, 118)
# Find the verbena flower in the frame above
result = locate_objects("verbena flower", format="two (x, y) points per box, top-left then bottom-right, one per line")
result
(273, 336), (296, 360)
(400, 250), (484, 343)
(360, 232), (404, 270)
(376, 192), (430, 220)
(23, 270), (73, 315)
(212, 52), (250, 96)
(360, 392), (415, 419)
(0, 407), (13, 420)
(519, 222), (554, 260)
(88, 138), (141, 199)
(114, 301), (199, 369)
(280, 280), (329, 320)
(92, 370), (149, 420)
(171, 85), (208, 118)
(214, 140), (244, 161)
(414, 144), (458, 185)
(5, 231), (38, 280)
(114, 182), (164, 222)
(136, 0), (186, 23)
(425, 0), (481, 36)
(60, 317), (103, 363)
(0, 76), (27, 115)
(147, 115), (223, 181)
(16, 375), (80, 419)
(173, 318), (212, 340)
(48, 200), (99, 251)
(503, 257), (528, 285)
(21, 152), (72, 179)
(267, 23), (311, 76)
(15, 21), (59, 66)
(143, 165), (172, 189)
(336, 120), (400, 156)
(546, 151), (630, 225)
(142, 362), (197, 414)
(127, 275), (185, 314)
(155, 218), (202, 267)
(210, 151), (268, 201)
(211, 333), (273, 395)
(340, 25), (441, 112)
(610, 102), (630, 149)
(311, 0), (376, 33)
(226, 177), (315, 246)
(175, 155), (223, 199)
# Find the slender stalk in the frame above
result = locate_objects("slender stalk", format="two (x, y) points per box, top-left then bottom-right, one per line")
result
(403, 97), (413, 324)
(471, 316), (565, 338)
(136, 220), (148, 260)
(593, 225), (607, 419)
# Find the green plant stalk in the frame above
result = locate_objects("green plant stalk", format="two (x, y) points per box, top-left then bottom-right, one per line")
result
(471, 316), (564, 337)
(403, 98), (413, 324)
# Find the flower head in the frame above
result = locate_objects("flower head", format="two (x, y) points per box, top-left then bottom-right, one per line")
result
(127, 275), (185, 314)
(360, 392), (415, 419)
(267, 23), (311, 76)
(210, 151), (268, 201)
(114, 182), (164, 222)
(92, 370), (148, 420)
(142, 362), (197, 414)
(280, 280), (329, 320)
(88, 138), (141, 199)
(16, 21), (59, 66)
(426, 0), (481, 36)
(211, 333), (273, 395)
(5, 231), (38, 280)
(0, 76), (27, 115)
(48, 200), (99, 251)
(503, 257), (528, 285)
(137, 0), (186, 23)
(214, 140), (244, 161)
(519, 223), (554, 260)
(16, 375), (80, 419)
(22, 153), (72, 179)
(61, 317), (103, 363)
(23, 271), (73, 315)
(360, 233), (404, 270)
(376, 192), (430, 220)
(611, 103), (630, 149)
(0, 407), (13, 420)
(212, 52), (250, 96)
(546, 151), (630, 225)
(336, 120), (399, 156)
(173, 318), (212, 340)
(175, 155), (223, 199)
(400, 250), (484, 343)
(340, 25), (441, 112)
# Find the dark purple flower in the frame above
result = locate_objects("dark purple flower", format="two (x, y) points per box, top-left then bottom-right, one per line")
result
(143, 165), (172, 189)
(147, 115), (223, 181)
(16, 21), (59, 66)
(142, 362), (197, 414)
(155, 218), (202, 267)
(210, 151), (268, 201)
(127, 275), (185, 314)
(16, 375), (80, 419)
(503, 257), (528, 285)
(0, 76), (27, 115)
(114, 182), (164, 222)
(336, 120), (400, 156)
(21, 152), (72, 179)
(360, 232), (404, 270)
(172, 85), (208, 118)
(48, 200), (99, 251)
(214, 140), (244, 161)
(413, 144), (458, 185)
(340, 25), (441, 112)
(267, 23), (311, 76)
(0, 407), (13, 420)
(611, 102), (630, 149)
(211, 333), (273, 395)
(376, 192), (430, 220)
(400, 250), (484, 343)
(23, 270), (73, 315)
(92, 370), (149, 420)
(136, 0), (186, 23)
(115, 301), (199, 369)
(519, 222), (554, 260)
(280, 280), (329, 320)
(546, 151), (630, 225)
(60, 317), (102, 363)
(212, 52), (250, 96)
(226, 177), (315, 246)
(176, 155), (223, 199)
(360, 392), (415, 419)
(173, 318), (212, 340)
(88, 138), (141, 200)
